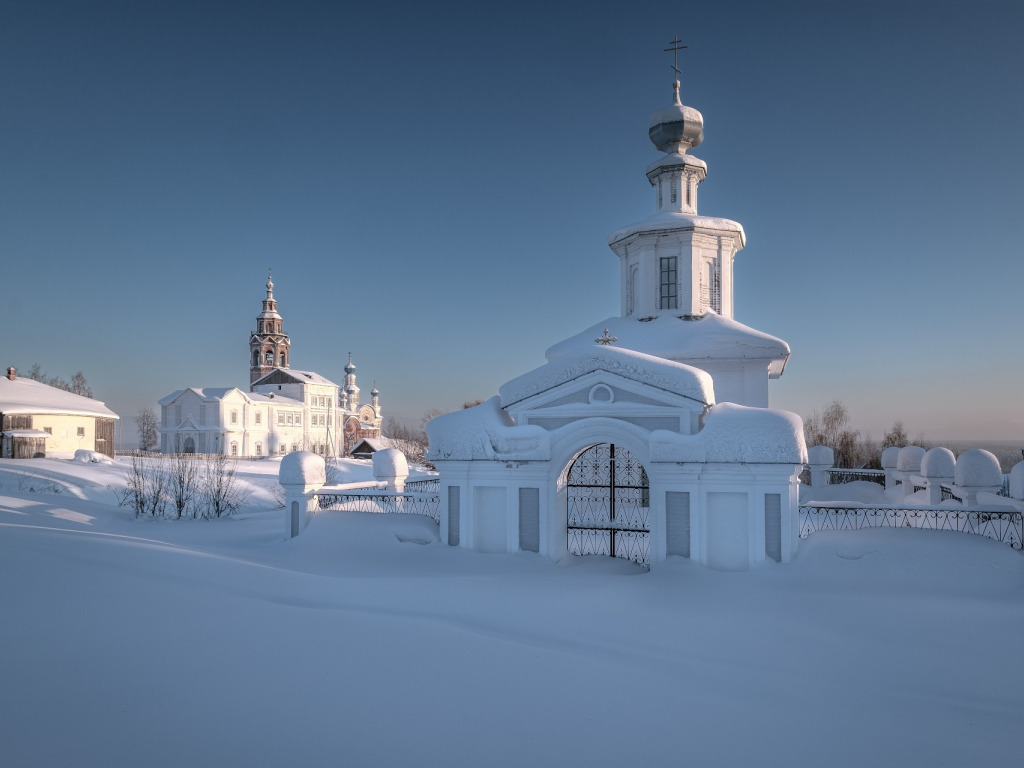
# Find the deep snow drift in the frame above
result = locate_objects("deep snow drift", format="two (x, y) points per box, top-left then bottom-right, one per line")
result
(1, 457), (1022, 768)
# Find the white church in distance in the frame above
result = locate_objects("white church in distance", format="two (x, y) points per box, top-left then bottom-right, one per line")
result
(427, 59), (806, 571)
(159, 275), (383, 458)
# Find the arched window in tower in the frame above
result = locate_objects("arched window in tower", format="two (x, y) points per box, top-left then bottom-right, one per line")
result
(670, 178), (677, 204)
(703, 259), (722, 314)
(280, 352), (286, 367)
(265, 350), (273, 365)
(659, 256), (677, 310)
(252, 350), (259, 367)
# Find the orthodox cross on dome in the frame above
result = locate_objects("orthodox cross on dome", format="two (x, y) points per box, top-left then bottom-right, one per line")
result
(664, 35), (687, 82)
(596, 328), (618, 345)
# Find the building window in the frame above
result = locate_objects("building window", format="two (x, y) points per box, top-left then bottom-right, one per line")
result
(255, 412), (261, 425)
(294, 414), (301, 426)
(278, 413), (285, 426)
(255, 442), (262, 457)
(252, 350), (259, 367)
(286, 413), (293, 425)
(231, 410), (238, 425)
(265, 350), (273, 365)
(659, 256), (678, 310)
(670, 177), (677, 204)
(280, 352), (286, 366)
(230, 441), (239, 456)
(43, 427), (52, 435)
(77, 427), (85, 437)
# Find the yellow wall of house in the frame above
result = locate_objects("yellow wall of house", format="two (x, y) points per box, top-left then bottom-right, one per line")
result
(31, 414), (97, 455)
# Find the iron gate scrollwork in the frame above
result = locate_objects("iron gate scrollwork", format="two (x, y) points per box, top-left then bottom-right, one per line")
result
(567, 443), (650, 567)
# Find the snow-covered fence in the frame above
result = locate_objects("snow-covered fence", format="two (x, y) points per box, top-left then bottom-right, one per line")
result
(799, 505), (1023, 551)
(824, 468), (886, 486)
(314, 492), (441, 523)
(405, 477), (440, 493)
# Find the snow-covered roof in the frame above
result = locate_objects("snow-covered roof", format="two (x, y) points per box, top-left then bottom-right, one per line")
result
(500, 344), (714, 409)
(650, 403), (807, 464)
(608, 211), (745, 247)
(158, 387), (302, 408)
(545, 314), (790, 375)
(0, 377), (119, 420)
(428, 397), (549, 462)
(251, 369), (337, 387)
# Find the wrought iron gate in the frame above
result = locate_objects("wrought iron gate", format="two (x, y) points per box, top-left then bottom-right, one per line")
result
(566, 443), (650, 566)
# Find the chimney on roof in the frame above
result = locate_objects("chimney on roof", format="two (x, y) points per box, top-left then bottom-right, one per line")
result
(6, 367), (15, 381)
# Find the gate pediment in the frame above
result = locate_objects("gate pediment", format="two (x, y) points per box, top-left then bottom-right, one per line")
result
(500, 348), (712, 436)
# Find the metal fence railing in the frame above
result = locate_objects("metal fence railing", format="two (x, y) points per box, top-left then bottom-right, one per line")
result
(799, 505), (1023, 551)
(315, 491), (440, 524)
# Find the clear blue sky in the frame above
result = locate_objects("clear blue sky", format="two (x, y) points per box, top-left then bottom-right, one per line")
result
(3, 0), (1021, 444)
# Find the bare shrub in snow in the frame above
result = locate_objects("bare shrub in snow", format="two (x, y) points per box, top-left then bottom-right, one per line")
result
(120, 455), (168, 517)
(198, 454), (248, 518)
(167, 451), (200, 519)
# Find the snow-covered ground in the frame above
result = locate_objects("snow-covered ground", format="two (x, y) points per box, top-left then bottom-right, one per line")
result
(1, 457), (1022, 767)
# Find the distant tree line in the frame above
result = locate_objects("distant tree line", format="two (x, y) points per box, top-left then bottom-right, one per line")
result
(803, 400), (924, 469)
(26, 363), (92, 398)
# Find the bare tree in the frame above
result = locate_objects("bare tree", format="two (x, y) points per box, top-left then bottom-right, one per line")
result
(136, 408), (160, 452)
(803, 400), (867, 468)
(881, 421), (909, 450)
(25, 363), (93, 398)
(198, 454), (248, 518)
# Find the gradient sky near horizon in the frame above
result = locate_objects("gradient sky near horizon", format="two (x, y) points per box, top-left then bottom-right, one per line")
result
(3, 0), (1022, 444)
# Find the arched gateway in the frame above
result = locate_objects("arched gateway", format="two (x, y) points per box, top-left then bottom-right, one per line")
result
(566, 444), (650, 566)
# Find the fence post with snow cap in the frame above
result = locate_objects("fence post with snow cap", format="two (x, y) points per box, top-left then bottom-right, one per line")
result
(279, 451), (326, 539)
(806, 445), (834, 487)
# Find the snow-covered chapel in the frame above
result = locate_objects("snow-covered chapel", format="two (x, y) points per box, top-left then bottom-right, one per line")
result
(427, 56), (806, 570)
(159, 275), (382, 457)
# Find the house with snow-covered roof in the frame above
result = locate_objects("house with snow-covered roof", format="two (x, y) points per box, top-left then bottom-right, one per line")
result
(427, 64), (805, 571)
(0, 367), (119, 458)
(159, 275), (382, 457)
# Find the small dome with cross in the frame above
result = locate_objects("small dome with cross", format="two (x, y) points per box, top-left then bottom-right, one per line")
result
(649, 83), (704, 154)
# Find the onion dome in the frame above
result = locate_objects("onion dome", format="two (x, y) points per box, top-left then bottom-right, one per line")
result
(649, 81), (703, 154)
(344, 352), (356, 374)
